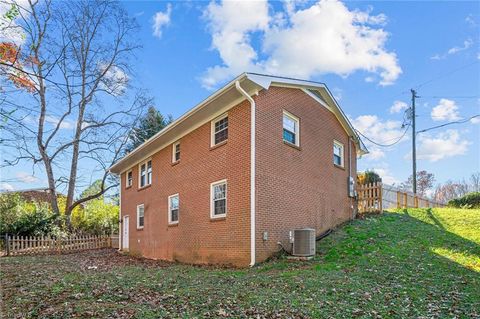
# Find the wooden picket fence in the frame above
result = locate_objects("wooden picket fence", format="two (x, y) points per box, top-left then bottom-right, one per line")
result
(3, 235), (113, 256)
(357, 182), (446, 214)
(357, 182), (383, 213)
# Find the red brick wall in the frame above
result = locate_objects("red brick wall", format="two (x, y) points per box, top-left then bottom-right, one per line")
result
(120, 100), (251, 266)
(254, 87), (357, 262)
(120, 86), (357, 266)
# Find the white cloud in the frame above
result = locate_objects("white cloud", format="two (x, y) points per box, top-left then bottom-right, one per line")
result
(23, 114), (75, 129)
(363, 147), (385, 160)
(431, 99), (461, 121)
(351, 114), (408, 161)
(45, 115), (75, 129)
(389, 100), (408, 114)
(370, 168), (398, 185)
(16, 171), (39, 183)
(471, 116), (480, 124)
(415, 129), (470, 162)
(431, 38), (474, 60)
(99, 63), (129, 96)
(465, 15), (477, 27)
(0, 182), (14, 191)
(152, 4), (172, 38)
(202, 0), (401, 88)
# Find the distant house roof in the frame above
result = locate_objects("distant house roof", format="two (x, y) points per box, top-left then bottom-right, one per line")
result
(110, 73), (368, 174)
(0, 188), (59, 203)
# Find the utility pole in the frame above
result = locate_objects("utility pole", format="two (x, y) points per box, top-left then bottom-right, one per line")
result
(411, 89), (418, 195)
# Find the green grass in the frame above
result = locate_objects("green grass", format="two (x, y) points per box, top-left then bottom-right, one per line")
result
(1, 208), (479, 318)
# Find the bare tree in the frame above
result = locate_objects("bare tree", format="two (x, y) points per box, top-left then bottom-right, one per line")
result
(400, 170), (435, 197)
(470, 172), (480, 193)
(1, 0), (149, 227)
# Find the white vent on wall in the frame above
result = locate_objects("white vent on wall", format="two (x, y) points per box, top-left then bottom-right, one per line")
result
(292, 228), (316, 256)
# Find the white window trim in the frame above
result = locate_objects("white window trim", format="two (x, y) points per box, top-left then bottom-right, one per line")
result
(210, 113), (228, 147)
(333, 140), (345, 167)
(136, 204), (144, 229)
(126, 170), (132, 188)
(168, 193), (179, 224)
(172, 141), (180, 163)
(210, 179), (227, 219)
(282, 110), (300, 147)
(138, 158), (152, 188)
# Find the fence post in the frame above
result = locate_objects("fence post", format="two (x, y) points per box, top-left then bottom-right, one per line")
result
(5, 234), (10, 256)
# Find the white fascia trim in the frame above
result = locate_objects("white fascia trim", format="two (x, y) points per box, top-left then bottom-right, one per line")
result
(301, 88), (333, 112)
(235, 80), (256, 267)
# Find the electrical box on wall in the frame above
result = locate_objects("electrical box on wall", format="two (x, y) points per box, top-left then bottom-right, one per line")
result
(348, 176), (356, 198)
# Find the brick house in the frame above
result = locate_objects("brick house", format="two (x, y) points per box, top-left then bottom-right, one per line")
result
(110, 73), (368, 267)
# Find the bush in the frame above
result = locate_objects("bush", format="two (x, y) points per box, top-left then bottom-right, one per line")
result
(448, 192), (480, 209)
(71, 198), (119, 235)
(0, 193), (61, 236)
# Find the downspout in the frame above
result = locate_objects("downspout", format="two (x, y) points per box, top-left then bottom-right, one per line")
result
(119, 175), (122, 251)
(348, 136), (356, 219)
(235, 81), (256, 267)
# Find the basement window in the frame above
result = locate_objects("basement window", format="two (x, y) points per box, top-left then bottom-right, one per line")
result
(283, 111), (300, 146)
(211, 179), (227, 218)
(211, 113), (228, 146)
(137, 204), (144, 229)
(168, 194), (179, 224)
(333, 140), (344, 167)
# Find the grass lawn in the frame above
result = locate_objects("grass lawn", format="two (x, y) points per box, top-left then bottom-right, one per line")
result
(1, 208), (479, 318)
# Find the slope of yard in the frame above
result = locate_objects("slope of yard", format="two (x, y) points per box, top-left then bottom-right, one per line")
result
(1, 208), (479, 318)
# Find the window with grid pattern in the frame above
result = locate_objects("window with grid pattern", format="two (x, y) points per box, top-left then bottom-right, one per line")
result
(211, 180), (227, 217)
(213, 115), (228, 145)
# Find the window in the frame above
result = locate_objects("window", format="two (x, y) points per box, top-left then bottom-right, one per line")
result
(139, 159), (152, 188)
(168, 194), (179, 224)
(126, 170), (132, 188)
(333, 141), (344, 167)
(210, 179), (227, 218)
(137, 204), (144, 229)
(172, 142), (180, 163)
(211, 114), (228, 146)
(283, 111), (300, 146)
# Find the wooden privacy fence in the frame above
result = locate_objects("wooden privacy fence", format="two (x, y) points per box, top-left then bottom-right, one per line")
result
(357, 182), (446, 213)
(3, 235), (114, 256)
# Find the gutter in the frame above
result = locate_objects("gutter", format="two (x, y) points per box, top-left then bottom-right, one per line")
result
(235, 80), (256, 267)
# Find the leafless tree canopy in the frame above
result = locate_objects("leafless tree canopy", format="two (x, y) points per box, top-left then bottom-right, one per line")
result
(1, 0), (150, 225)
(434, 172), (480, 203)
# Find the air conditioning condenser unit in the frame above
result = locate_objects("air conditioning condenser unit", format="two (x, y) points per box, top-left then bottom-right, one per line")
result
(292, 228), (316, 256)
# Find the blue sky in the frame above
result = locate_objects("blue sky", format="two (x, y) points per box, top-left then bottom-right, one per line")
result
(1, 0), (479, 193)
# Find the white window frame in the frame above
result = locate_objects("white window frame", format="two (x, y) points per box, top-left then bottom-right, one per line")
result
(138, 159), (152, 188)
(172, 141), (180, 163)
(136, 204), (144, 229)
(333, 140), (345, 167)
(168, 194), (179, 224)
(210, 113), (229, 147)
(210, 179), (227, 219)
(126, 170), (133, 188)
(282, 110), (300, 147)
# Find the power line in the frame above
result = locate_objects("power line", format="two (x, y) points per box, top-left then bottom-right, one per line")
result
(355, 124), (410, 147)
(414, 61), (480, 90)
(417, 115), (480, 134)
(420, 95), (479, 99)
